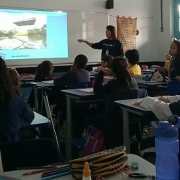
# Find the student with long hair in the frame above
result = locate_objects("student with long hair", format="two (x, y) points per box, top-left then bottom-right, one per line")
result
(94, 57), (138, 96)
(0, 58), (34, 143)
(9, 69), (23, 97)
(169, 38), (180, 80)
(77, 25), (124, 59)
(84, 57), (139, 149)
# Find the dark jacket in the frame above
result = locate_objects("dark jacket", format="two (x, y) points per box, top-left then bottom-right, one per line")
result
(169, 100), (180, 117)
(34, 73), (53, 82)
(91, 39), (124, 58)
(170, 57), (180, 80)
(0, 95), (34, 143)
(54, 69), (90, 87)
(94, 71), (138, 96)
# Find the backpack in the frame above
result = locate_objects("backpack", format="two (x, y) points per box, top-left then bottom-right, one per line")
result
(81, 126), (104, 157)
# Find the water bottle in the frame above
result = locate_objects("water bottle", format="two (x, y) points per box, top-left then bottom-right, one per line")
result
(155, 121), (179, 180)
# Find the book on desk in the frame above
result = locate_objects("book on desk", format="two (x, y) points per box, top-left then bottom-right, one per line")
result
(77, 88), (94, 93)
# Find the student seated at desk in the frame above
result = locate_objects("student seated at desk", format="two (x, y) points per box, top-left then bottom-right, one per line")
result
(169, 38), (180, 80)
(53, 54), (90, 131)
(54, 54), (90, 87)
(94, 57), (138, 96)
(85, 57), (139, 149)
(35, 60), (54, 82)
(95, 55), (113, 76)
(135, 95), (180, 120)
(0, 58), (34, 143)
(135, 95), (180, 163)
(125, 49), (141, 76)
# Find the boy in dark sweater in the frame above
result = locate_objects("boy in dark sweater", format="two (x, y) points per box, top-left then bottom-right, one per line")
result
(54, 54), (90, 87)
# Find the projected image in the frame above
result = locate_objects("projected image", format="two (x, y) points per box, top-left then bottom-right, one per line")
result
(0, 13), (46, 50)
(0, 9), (68, 60)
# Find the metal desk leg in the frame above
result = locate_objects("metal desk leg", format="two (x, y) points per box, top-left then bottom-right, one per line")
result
(122, 108), (130, 153)
(66, 96), (72, 161)
(34, 86), (38, 112)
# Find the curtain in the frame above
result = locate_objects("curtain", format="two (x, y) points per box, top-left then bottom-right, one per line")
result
(117, 16), (137, 52)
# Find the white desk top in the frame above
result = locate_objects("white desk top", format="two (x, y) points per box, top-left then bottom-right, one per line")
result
(115, 97), (160, 113)
(115, 98), (151, 112)
(30, 82), (54, 87)
(30, 112), (50, 126)
(61, 88), (95, 97)
(142, 69), (154, 72)
(0, 154), (155, 180)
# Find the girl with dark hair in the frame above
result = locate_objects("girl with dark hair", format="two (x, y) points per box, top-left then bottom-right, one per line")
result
(168, 38), (180, 80)
(35, 60), (54, 82)
(94, 57), (138, 96)
(77, 25), (124, 59)
(9, 69), (23, 97)
(0, 58), (34, 143)
(85, 57), (139, 149)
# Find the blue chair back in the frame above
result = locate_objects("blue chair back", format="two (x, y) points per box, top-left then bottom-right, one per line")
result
(166, 81), (180, 96)
(69, 82), (92, 89)
(20, 84), (34, 101)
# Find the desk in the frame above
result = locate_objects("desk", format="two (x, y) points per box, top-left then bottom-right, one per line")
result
(61, 88), (100, 160)
(142, 69), (154, 74)
(0, 154), (155, 180)
(30, 81), (55, 112)
(136, 80), (167, 89)
(115, 98), (152, 153)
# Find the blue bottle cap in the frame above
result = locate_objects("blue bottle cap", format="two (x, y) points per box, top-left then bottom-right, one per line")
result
(156, 121), (178, 138)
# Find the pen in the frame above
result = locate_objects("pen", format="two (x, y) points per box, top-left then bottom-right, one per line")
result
(22, 168), (56, 176)
(41, 168), (71, 177)
(41, 171), (71, 180)
(0, 174), (21, 180)
(18, 165), (52, 170)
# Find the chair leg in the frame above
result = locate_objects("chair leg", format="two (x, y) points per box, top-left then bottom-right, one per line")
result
(0, 150), (4, 172)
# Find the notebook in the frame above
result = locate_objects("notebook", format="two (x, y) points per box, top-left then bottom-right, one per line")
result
(41, 80), (54, 84)
(77, 88), (93, 93)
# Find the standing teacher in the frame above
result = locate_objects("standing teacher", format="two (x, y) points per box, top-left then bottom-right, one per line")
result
(77, 25), (124, 59)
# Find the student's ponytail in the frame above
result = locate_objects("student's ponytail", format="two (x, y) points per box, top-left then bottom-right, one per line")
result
(111, 57), (132, 90)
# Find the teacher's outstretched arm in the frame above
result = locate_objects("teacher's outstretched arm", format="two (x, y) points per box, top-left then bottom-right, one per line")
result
(77, 39), (92, 47)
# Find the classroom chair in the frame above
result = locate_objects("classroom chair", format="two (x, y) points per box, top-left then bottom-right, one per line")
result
(104, 88), (148, 149)
(0, 138), (65, 172)
(20, 83), (34, 102)
(20, 83), (40, 140)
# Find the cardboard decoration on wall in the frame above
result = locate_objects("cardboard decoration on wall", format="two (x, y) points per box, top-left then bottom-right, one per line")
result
(117, 17), (137, 52)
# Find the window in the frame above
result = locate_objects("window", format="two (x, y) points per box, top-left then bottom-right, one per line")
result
(174, 0), (180, 38)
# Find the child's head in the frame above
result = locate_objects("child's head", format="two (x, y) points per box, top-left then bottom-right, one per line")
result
(125, 49), (140, 66)
(9, 69), (20, 90)
(169, 38), (180, 58)
(37, 60), (53, 75)
(101, 55), (113, 68)
(106, 25), (117, 40)
(111, 57), (131, 90)
(73, 54), (88, 70)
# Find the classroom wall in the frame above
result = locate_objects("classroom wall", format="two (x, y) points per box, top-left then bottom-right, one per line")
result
(0, 0), (173, 63)
(152, 0), (174, 62)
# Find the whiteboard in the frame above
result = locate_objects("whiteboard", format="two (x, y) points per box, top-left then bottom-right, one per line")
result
(68, 11), (108, 64)
(5, 10), (108, 67)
